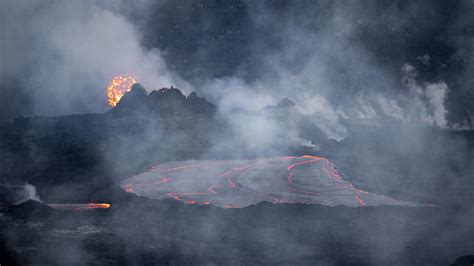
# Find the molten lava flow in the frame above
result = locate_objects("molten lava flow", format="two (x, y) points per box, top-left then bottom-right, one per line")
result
(83, 203), (110, 209)
(122, 156), (423, 208)
(106, 74), (137, 107)
(47, 203), (111, 211)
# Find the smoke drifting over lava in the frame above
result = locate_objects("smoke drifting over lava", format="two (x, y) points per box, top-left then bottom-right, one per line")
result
(1, 1), (474, 265)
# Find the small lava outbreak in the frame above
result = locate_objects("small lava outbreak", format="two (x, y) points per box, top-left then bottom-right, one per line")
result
(122, 155), (422, 208)
(47, 203), (111, 211)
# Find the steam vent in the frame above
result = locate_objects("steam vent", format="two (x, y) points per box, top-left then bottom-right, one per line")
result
(122, 155), (423, 208)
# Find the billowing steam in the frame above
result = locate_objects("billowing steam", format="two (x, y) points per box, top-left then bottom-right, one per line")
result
(2, 183), (41, 205)
(352, 63), (450, 128)
(1, 0), (466, 144)
(1, 1), (190, 116)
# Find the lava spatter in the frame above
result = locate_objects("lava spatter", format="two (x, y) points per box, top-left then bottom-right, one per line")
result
(106, 74), (137, 107)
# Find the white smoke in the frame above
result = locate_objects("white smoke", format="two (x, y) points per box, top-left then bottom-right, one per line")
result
(9, 183), (41, 205)
(1, 1), (190, 116)
(351, 63), (449, 128)
(401, 63), (449, 128)
(297, 95), (348, 141)
(48, 8), (191, 92)
(1, 1), (456, 149)
(203, 75), (349, 142)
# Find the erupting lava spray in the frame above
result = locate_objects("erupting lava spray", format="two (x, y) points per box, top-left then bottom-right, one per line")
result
(106, 74), (137, 107)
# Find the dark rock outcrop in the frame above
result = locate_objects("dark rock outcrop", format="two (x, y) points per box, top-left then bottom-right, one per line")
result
(187, 91), (217, 115)
(109, 83), (153, 117)
(262, 97), (296, 112)
(110, 84), (216, 118)
(7, 200), (55, 220)
(451, 255), (474, 266)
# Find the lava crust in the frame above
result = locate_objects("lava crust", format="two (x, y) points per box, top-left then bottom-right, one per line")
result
(122, 155), (421, 208)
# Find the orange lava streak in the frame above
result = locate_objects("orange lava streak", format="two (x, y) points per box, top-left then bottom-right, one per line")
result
(318, 158), (369, 205)
(84, 203), (111, 209)
(355, 195), (366, 206)
(47, 203), (111, 211)
(106, 74), (137, 107)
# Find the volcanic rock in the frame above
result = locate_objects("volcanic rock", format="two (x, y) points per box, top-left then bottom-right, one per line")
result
(111, 83), (152, 117)
(262, 97), (296, 112)
(148, 87), (189, 116)
(187, 91), (217, 114)
(0, 183), (39, 205)
(277, 97), (296, 108)
(7, 200), (56, 220)
(110, 84), (216, 118)
(130, 83), (148, 95)
(259, 97), (328, 145)
(451, 255), (474, 266)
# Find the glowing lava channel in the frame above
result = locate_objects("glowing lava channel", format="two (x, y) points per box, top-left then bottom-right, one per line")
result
(122, 156), (423, 208)
(47, 203), (111, 211)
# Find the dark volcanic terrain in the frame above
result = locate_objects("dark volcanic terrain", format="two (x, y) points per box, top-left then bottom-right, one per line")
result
(1, 86), (473, 265)
(1, 198), (474, 265)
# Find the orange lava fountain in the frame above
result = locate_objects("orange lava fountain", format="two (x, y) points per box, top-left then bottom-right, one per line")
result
(106, 74), (137, 107)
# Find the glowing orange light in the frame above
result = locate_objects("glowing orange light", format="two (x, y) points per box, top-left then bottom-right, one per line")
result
(84, 203), (111, 209)
(47, 203), (111, 211)
(106, 74), (137, 107)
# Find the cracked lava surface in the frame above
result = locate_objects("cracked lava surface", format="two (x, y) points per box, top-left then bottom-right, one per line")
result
(121, 155), (421, 208)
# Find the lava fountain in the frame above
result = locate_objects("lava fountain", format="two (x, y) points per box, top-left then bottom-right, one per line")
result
(121, 155), (424, 208)
(106, 74), (137, 107)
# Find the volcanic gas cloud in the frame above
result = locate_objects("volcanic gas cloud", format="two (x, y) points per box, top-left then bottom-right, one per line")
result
(122, 155), (422, 208)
